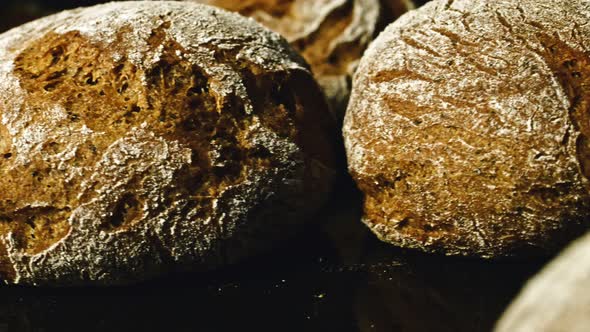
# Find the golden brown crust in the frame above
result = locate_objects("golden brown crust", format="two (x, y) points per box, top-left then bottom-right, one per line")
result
(344, 0), (590, 258)
(196, 0), (383, 121)
(0, 1), (335, 285)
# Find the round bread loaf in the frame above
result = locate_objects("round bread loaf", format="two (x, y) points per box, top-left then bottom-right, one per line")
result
(0, 1), (336, 285)
(195, 0), (383, 122)
(495, 232), (590, 332)
(344, 0), (590, 257)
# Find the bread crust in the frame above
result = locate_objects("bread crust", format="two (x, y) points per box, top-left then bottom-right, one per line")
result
(0, 1), (335, 285)
(344, 0), (590, 257)
(495, 232), (590, 331)
(196, 0), (382, 121)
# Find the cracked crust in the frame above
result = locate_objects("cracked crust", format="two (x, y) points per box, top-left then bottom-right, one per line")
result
(194, 0), (383, 122)
(0, 1), (336, 285)
(343, 0), (590, 258)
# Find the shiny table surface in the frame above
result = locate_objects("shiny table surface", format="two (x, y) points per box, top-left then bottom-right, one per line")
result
(0, 179), (546, 332)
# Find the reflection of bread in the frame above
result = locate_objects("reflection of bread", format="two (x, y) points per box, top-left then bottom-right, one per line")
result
(344, 0), (590, 257)
(496, 232), (590, 332)
(0, 1), (336, 285)
(197, 0), (383, 121)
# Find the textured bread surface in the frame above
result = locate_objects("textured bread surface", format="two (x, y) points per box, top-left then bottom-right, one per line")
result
(0, 1), (335, 285)
(495, 232), (590, 332)
(344, 0), (590, 257)
(196, 0), (382, 121)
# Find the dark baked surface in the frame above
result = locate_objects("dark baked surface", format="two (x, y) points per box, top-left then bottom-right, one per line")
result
(0, 1), (336, 285)
(381, 0), (416, 23)
(344, 0), (590, 258)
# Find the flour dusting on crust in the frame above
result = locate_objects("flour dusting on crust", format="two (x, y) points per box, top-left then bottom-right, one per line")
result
(344, 0), (590, 257)
(0, 1), (334, 285)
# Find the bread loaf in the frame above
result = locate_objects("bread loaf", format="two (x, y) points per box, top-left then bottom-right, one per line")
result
(195, 0), (383, 122)
(0, 1), (336, 285)
(344, 0), (590, 257)
(495, 232), (590, 332)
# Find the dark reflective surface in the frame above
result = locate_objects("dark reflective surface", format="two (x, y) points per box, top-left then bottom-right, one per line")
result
(0, 177), (546, 332)
(0, 1), (112, 33)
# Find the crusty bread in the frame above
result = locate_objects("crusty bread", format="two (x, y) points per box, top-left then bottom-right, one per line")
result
(344, 0), (590, 257)
(0, 1), (336, 285)
(195, 0), (382, 122)
(495, 232), (590, 332)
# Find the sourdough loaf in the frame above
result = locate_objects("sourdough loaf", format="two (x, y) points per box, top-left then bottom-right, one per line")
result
(344, 0), (590, 257)
(0, 1), (336, 285)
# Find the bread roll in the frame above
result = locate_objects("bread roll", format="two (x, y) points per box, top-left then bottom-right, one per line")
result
(0, 1), (335, 285)
(344, 0), (590, 257)
(495, 232), (590, 332)
(195, 0), (382, 122)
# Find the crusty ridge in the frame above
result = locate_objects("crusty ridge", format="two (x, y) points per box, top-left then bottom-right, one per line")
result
(197, 0), (381, 120)
(0, 1), (335, 285)
(344, 0), (590, 257)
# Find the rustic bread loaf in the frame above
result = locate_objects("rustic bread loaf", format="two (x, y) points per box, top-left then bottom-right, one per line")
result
(0, 1), (336, 285)
(344, 0), (590, 257)
(495, 232), (590, 332)
(195, 0), (382, 122)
